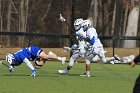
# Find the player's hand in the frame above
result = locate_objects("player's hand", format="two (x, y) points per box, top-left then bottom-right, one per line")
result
(85, 42), (91, 50)
(71, 44), (77, 49)
(31, 69), (36, 77)
(9, 65), (14, 72)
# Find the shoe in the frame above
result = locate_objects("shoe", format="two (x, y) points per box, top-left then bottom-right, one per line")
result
(58, 69), (68, 74)
(80, 73), (90, 77)
(61, 57), (66, 64)
(114, 55), (121, 61)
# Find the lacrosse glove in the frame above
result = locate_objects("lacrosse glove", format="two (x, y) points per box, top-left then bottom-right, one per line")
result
(31, 69), (36, 77)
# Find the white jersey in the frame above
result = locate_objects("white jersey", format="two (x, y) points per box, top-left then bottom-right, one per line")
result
(86, 27), (103, 47)
(75, 28), (86, 49)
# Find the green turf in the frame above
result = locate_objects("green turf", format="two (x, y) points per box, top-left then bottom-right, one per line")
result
(0, 61), (139, 93)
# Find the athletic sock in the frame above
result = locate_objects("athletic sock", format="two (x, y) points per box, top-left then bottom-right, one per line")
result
(67, 66), (71, 71)
(86, 71), (90, 75)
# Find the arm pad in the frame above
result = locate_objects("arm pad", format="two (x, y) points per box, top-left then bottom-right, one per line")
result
(89, 37), (95, 45)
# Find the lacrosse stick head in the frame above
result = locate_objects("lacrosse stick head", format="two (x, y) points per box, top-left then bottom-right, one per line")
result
(59, 14), (66, 22)
(6, 53), (14, 65)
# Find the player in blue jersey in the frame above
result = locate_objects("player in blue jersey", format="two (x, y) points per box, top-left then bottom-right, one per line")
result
(6, 46), (66, 77)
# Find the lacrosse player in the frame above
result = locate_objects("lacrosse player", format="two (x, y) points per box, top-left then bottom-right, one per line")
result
(58, 18), (90, 76)
(109, 55), (135, 64)
(80, 19), (118, 76)
(91, 54), (119, 64)
(129, 54), (140, 93)
(6, 46), (66, 77)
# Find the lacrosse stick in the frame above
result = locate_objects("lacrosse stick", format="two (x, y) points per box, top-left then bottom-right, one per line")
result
(0, 60), (9, 68)
(59, 14), (69, 26)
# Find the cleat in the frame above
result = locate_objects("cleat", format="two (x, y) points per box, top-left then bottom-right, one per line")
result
(61, 57), (66, 64)
(80, 73), (90, 77)
(58, 69), (68, 75)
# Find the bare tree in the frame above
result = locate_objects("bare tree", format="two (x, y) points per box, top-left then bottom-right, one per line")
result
(19, 0), (29, 47)
(88, 0), (98, 28)
(7, 0), (12, 46)
(0, 0), (2, 32)
(123, 0), (140, 48)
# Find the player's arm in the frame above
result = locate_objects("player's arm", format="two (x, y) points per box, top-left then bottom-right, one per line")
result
(87, 29), (96, 45)
(23, 58), (36, 76)
(9, 65), (14, 72)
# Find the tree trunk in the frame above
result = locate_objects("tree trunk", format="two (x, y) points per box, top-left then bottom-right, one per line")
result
(19, 0), (29, 47)
(7, 0), (12, 46)
(88, 0), (98, 28)
(120, 1), (129, 47)
(0, 0), (2, 46)
(123, 6), (140, 48)
(0, 1), (1, 32)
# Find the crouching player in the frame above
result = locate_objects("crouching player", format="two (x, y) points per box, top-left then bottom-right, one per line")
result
(6, 46), (66, 77)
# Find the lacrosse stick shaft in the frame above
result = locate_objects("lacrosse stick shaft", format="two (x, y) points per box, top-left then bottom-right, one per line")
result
(0, 60), (9, 68)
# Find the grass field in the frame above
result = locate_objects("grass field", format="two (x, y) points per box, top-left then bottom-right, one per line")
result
(0, 61), (140, 93)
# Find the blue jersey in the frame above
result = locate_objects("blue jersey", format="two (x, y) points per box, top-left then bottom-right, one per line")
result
(12, 46), (42, 66)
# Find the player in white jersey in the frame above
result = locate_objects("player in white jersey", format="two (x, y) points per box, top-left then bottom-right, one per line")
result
(80, 19), (117, 76)
(58, 18), (90, 77)
(110, 55), (135, 64)
(83, 19), (117, 63)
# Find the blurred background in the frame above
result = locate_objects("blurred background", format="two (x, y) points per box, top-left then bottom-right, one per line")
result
(0, 0), (139, 48)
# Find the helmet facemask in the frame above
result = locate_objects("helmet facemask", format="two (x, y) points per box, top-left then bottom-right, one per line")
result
(82, 19), (91, 31)
(74, 18), (83, 30)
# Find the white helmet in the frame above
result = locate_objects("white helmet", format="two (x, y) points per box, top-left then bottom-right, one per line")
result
(74, 18), (83, 30)
(82, 19), (91, 31)
(6, 53), (14, 65)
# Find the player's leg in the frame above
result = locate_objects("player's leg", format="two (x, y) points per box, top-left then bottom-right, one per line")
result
(80, 58), (90, 77)
(91, 55), (100, 62)
(105, 57), (115, 62)
(85, 59), (90, 77)
(94, 47), (113, 64)
(58, 52), (80, 74)
(39, 51), (66, 64)
(121, 55), (134, 64)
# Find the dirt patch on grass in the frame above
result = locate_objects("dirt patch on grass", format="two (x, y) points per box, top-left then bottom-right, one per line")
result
(0, 48), (139, 60)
